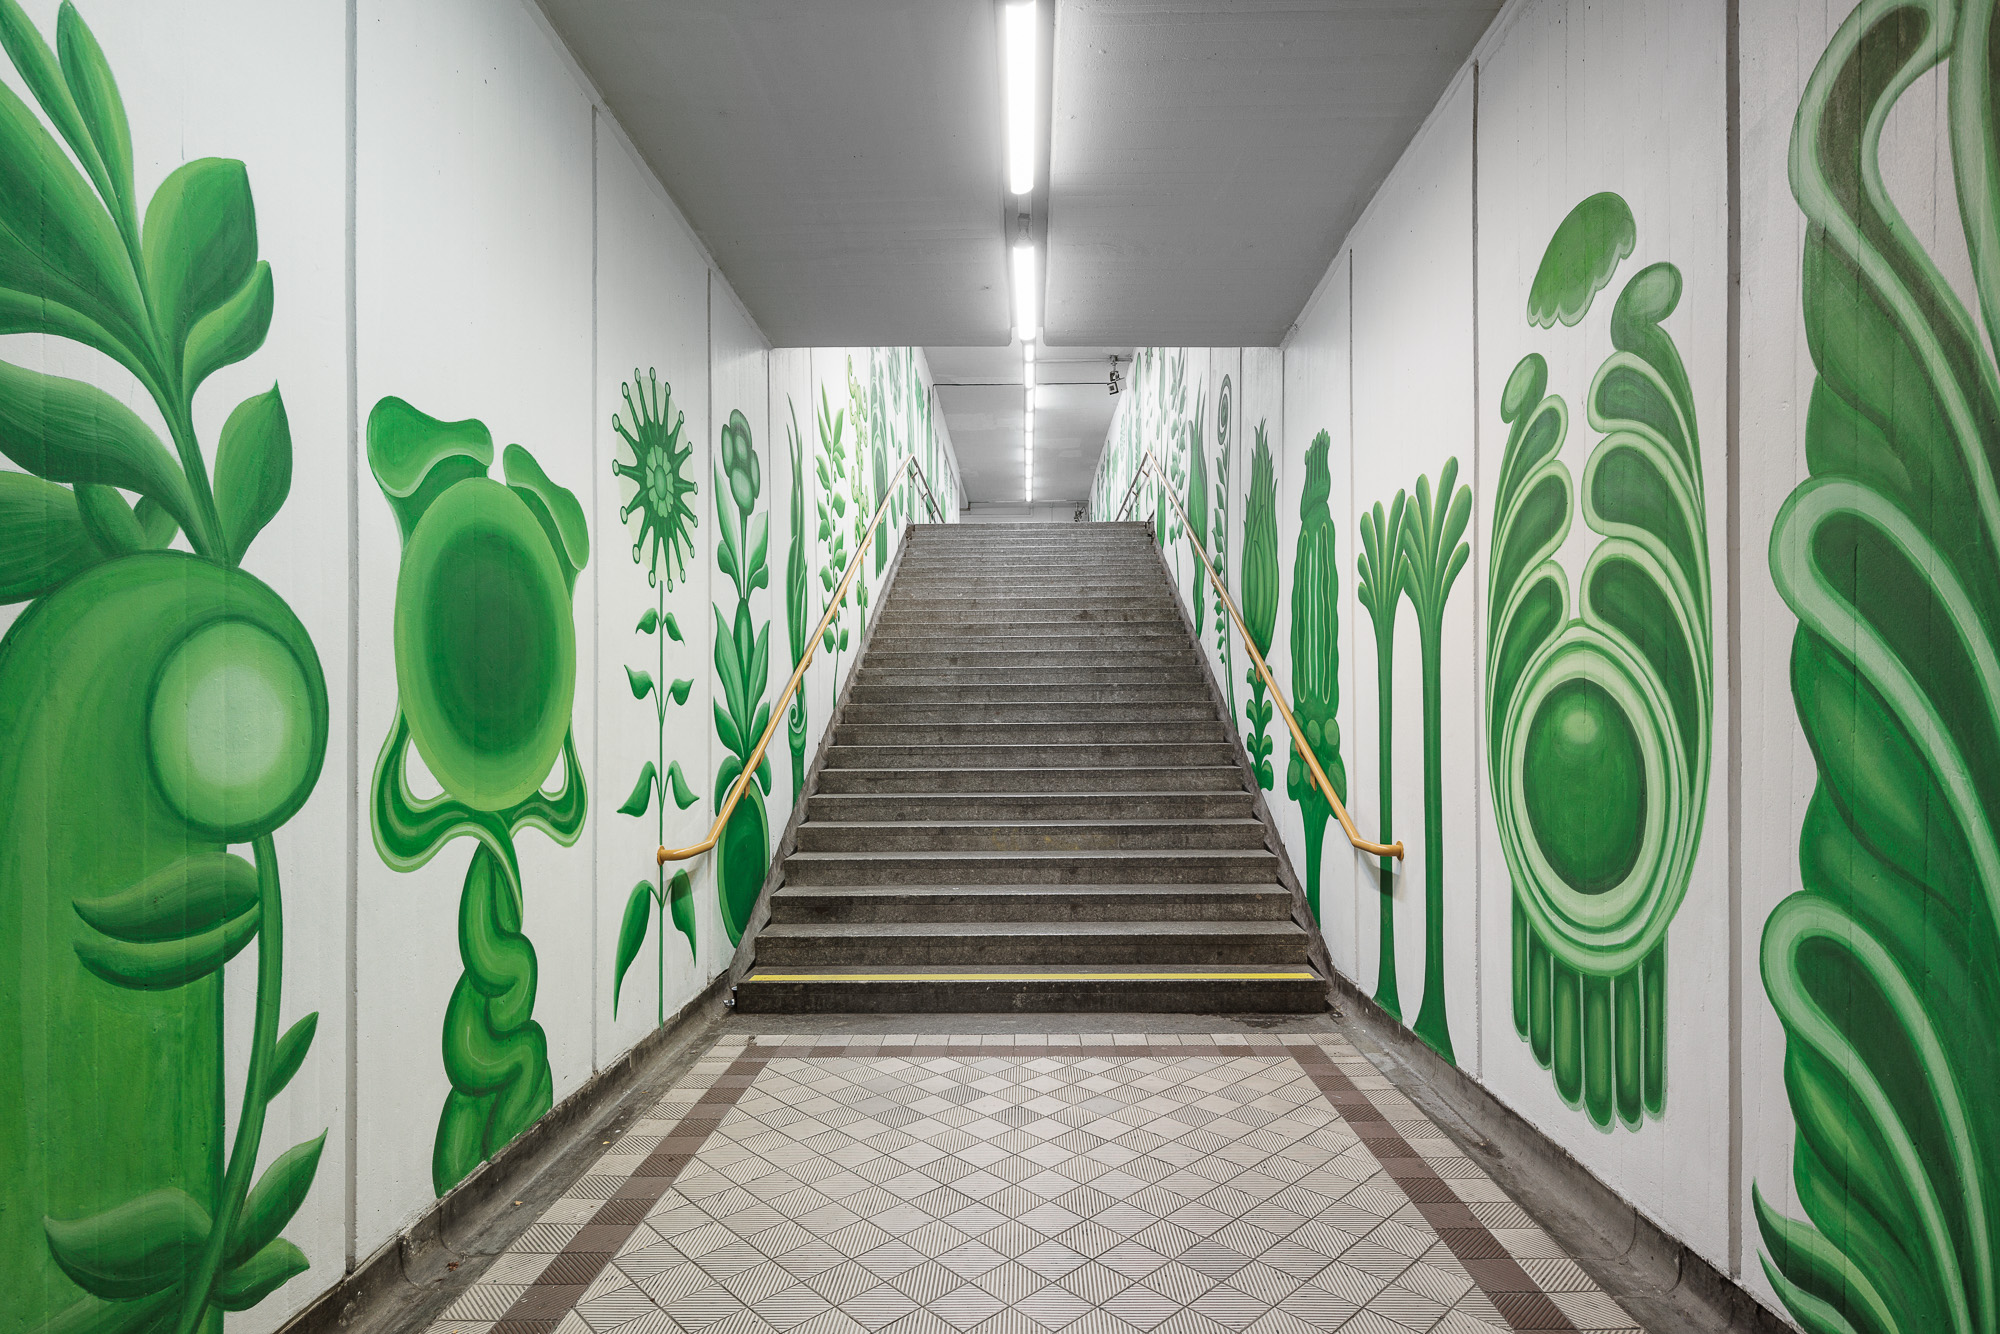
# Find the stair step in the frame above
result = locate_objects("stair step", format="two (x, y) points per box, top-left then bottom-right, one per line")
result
(856, 664), (1207, 686)
(813, 765), (1247, 794)
(846, 683), (1216, 705)
(793, 818), (1268, 852)
(731, 964), (1327, 1015)
(876, 603), (1179, 622)
(754, 919), (1311, 967)
(868, 627), (1188, 647)
(766, 882), (1290, 923)
(862, 648), (1196, 669)
(832, 721), (1226, 746)
(821, 742), (1237, 769)
(779, 847), (1280, 886)
(840, 701), (1218, 724)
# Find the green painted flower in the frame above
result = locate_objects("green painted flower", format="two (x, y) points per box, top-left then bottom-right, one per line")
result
(367, 396), (589, 1195)
(1287, 429), (1345, 922)
(614, 367), (698, 589)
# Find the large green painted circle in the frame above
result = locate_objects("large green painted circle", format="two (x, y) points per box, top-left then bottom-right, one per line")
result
(1522, 677), (1646, 893)
(149, 617), (320, 842)
(396, 478), (574, 811)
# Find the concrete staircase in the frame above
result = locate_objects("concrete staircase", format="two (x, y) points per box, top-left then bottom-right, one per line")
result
(733, 521), (1327, 1014)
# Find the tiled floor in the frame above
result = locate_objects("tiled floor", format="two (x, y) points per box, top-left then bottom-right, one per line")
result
(425, 1034), (1642, 1334)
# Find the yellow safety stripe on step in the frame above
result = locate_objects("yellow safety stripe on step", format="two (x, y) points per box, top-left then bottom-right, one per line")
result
(745, 971), (1318, 982)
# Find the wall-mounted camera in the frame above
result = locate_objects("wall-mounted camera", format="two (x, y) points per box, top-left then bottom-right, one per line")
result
(1108, 355), (1123, 395)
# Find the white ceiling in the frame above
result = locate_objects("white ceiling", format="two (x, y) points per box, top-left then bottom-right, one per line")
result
(538, 0), (1502, 500)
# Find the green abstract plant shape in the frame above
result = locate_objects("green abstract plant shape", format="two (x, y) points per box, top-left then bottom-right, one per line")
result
(713, 408), (772, 947)
(1286, 429), (1347, 922)
(1240, 420), (1280, 791)
(1754, 6), (2000, 1329)
(1401, 457), (1471, 1065)
(1185, 386), (1208, 633)
(1527, 191), (1637, 330)
(611, 369), (699, 1028)
(1213, 376), (1236, 715)
(614, 367), (698, 588)
(870, 353), (890, 577)
(367, 396), (588, 1196)
(785, 395), (810, 794)
(0, 7), (330, 1327)
(1491, 239), (1711, 1129)
(1356, 490), (1409, 1020)
(847, 357), (872, 634)
(815, 386), (852, 671)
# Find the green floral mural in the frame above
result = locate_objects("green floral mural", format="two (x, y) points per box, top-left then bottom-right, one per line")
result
(784, 395), (810, 793)
(1286, 430), (1346, 921)
(1356, 490), (1409, 1019)
(1240, 421), (1280, 791)
(367, 397), (588, 1196)
(609, 369), (700, 1027)
(1212, 376), (1236, 715)
(0, 4), (329, 1327)
(1755, 5), (2000, 1329)
(1489, 192), (1711, 1129)
(815, 385), (853, 690)
(712, 409), (771, 946)
(1185, 385), (1208, 632)
(1404, 458), (1471, 1065)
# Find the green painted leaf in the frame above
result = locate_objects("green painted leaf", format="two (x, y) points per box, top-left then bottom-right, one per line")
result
(55, 3), (132, 236)
(1527, 192), (1635, 329)
(182, 260), (272, 401)
(504, 442), (589, 589)
(626, 666), (655, 700)
(612, 880), (652, 1018)
(72, 851), (258, 943)
(668, 677), (693, 706)
(713, 699), (746, 765)
(214, 1238), (308, 1312)
(43, 1189), (212, 1300)
(0, 1), (112, 215)
(132, 494), (175, 548)
(0, 61), (147, 362)
(0, 469), (98, 601)
(29, 1289), (178, 1334)
(668, 869), (695, 950)
(213, 384), (290, 564)
(714, 752), (744, 814)
(364, 396), (492, 543)
(267, 1011), (318, 1100)
(663, 611), (683, 642)
(746, 511), (770, 592)
(664, 761), (698, 810)
(72, 898), (259, 990)
(226, 1132), (325, 1268)
(0, 359), (195, 538)
(618, 763), (656, 818)
(141, 156), (257, 364)
(72, 482), (143, 554)
(636, 606), (658, 635)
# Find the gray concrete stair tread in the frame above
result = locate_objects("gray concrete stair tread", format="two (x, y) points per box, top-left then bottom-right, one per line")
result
(781, 848), (1275, 866)
(760, 920), (1303, 939)
(797, 818), (1266, 832)
(770, 882), (1283, 899)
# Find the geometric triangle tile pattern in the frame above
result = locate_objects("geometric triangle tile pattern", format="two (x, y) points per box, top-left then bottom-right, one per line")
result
(422, 1035), (1642, 1334)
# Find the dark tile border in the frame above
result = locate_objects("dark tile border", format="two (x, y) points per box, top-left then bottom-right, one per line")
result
(489, 1047), (773, 1334)
(481, 1039), (1616, 1334)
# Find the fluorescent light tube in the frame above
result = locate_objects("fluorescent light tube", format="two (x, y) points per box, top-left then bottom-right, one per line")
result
(1011, 241), (1038, 343)
(1004, 2), (1036, 196)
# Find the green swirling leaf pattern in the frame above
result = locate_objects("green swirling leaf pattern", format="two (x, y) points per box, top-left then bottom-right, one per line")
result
(1756, 3), (2000, 1329)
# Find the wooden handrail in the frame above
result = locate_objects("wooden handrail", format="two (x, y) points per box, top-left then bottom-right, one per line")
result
(1118, 449), (1405, 862)
(658, 453), (944, 866)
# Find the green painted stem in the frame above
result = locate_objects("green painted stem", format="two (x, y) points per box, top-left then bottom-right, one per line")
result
(175, 833), (284, 1334)
(1372, 635), (1400, 1020)
(1411, 626), (1453, 1063)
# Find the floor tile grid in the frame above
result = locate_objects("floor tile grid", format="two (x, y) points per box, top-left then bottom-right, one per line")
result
(422, 1036), (1641, 1334)
(476, 1048), (775, 1334)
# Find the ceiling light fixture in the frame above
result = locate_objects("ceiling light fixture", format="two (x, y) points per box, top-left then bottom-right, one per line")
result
(1011, 241), (1038, 343)
(1003, 1), (1037, 196)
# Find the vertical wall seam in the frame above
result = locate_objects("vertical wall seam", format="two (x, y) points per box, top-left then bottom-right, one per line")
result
(342, 0), (360, 1274)
(1724, 0), (1746, 1281)
(589, 107), (601, 1075)
(1347, 260), (1359, 991)
(1469, 60), (1483, 1081)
